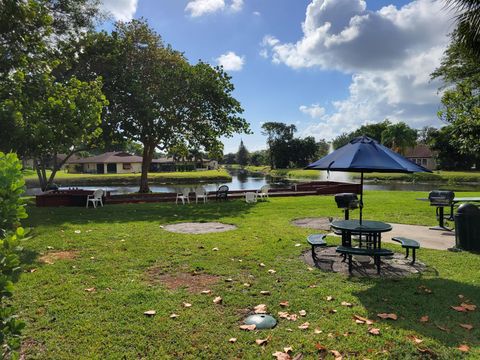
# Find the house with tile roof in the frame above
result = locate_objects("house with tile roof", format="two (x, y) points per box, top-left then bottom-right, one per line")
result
(404, 144), (437, 170)
(65, 152), (218, 174)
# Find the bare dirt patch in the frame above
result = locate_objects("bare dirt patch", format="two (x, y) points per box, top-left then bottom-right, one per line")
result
(145, 269), (220, 293)
(163, 222), (237, 234)
(20, 338), (46, 359)
(291, 217), (334, 231)
(39, 250), (78, 264)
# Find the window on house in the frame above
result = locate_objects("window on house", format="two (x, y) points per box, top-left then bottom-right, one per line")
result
(123, 163), (132, 170)
(422, 158), (427, 165)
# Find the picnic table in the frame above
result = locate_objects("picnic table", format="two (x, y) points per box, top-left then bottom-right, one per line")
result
(331, 219), (393, 274)
(330, 219), (392, 249)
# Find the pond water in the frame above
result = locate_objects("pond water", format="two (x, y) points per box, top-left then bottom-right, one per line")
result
(25, 169), (480, 195)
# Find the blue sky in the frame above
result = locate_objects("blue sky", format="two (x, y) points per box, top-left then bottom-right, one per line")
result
(100, 0), (455, 154)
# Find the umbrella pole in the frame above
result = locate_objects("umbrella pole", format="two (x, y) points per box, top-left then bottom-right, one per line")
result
(360, 172), (364, 224)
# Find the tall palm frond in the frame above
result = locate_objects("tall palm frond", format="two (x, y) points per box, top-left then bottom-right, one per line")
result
(445, 0), (480, 57)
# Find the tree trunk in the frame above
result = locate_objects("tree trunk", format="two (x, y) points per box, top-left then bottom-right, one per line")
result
(34, 159), (47, 191)
(139, 143), (155, 193)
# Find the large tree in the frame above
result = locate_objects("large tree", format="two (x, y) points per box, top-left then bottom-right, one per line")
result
(381, 122), (417, 154)
(76, 20), (249, 192)
(432, 25), (480, 156)
(0, 0), (108, 190)
(236, 140), (250, 167)
(261, 122), (296, 168)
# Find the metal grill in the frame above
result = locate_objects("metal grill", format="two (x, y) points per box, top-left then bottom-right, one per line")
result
(334, 193), (359, 220)
(428, 190), (455, 207)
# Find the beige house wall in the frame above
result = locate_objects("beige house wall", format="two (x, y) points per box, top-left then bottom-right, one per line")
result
(115, 162), (142, 174)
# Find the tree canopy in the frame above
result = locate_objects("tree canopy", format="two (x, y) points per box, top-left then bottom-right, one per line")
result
(75, 20), (249, 192)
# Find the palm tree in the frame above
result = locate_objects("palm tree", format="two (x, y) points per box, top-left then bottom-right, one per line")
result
(446, 0), (480, 57)
(381, 122), (417, 155)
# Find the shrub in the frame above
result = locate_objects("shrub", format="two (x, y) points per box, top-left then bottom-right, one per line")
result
(0, 152), (27, 234)
(0, 152), (27, 358)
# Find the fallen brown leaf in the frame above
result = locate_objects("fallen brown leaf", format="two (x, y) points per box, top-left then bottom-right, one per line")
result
(183, 302), (192, 308)
(260, 291), (271, 296)
(451, 306), (467, 312)
(283, 346), (293, 353)
(255, 335), (271, 346)
(341, 301), (353, 307)
(330, 350), (343, 360)
(254, 304), (268, 314)
(201, 290), (212, 295)
(288, 314), (298, 321)
(328, 309), (337, 314)
(272, 352), (291, 360)
(419, 315), (429, 323)
(298, 322), (309, 330)
(268, 269), (277, 274)
(436, 324), (449, 332)
(314, 328), (322, 334)
(279, 301), (289, 307)
(169, 313), (179, 319)
(278, 311), (290, 319)
(291, 354), (303, 360)
(377, 313), (398, 320)
(326, 296), (334, 301)
(259, 263), (266, 267)
(298, 310), (306, 316)
(213, 296), (223, 304)
(407, 335), (423, 344)
(460, 323), (473, 331)
(353, 315), (374, 325)
(84, 287), (96, 293)
(417, 347), (437, 357)
(461, 303), (476, 311)
(368, 327), (380, 336)
(143, 310), (156, 316)
(229, 338), (237, 343)
(239, 324), (256, 331)
(315, 343), (327, 351)
(458, 344), (470, 352)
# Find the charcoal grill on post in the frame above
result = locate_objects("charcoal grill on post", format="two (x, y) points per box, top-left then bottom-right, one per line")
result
(334, 193), (359, 220)
(428, 190), (455, 230)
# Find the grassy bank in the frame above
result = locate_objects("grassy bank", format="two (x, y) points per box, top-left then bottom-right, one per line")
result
(23, 169), (232, 187)
(15, 191), (480, 359)
(239, 165), (480, 184)
(360, 171), (480, 184)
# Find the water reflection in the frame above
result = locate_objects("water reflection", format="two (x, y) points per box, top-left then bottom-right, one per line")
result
(25, 168), (480, 196)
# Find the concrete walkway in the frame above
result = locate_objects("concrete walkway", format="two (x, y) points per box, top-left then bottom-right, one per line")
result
(383, 223), (455, 250)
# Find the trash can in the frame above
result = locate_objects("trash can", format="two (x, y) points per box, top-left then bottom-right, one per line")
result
(454, 203), (480, 251)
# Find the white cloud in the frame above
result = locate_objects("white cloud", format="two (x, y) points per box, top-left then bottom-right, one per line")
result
(253, 11), (261, 16)
(101, 0), (138, 21)
(230, 0), (244, 13)
(300, 104), (326, 119)
(216, 51), (245, 71)
(262, 0), (453, 140)
(185, 0), (243, 17)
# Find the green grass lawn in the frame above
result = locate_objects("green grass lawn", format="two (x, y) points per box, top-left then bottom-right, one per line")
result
(16, 191), (480, 359)
(23, 169), (232, 186)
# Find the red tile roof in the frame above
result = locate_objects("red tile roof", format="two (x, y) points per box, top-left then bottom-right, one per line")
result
(404, 144), (435, 158)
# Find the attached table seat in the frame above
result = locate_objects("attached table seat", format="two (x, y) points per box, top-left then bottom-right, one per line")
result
(336, 246), (393, 274)
(391, 237), (420, 264)
(307, 234), (327, 258)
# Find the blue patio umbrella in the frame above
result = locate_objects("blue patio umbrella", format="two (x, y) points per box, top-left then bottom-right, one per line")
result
(306, 136), (432, 224)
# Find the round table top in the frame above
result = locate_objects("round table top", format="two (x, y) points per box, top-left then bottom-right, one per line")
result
(331, 219), (392, 233)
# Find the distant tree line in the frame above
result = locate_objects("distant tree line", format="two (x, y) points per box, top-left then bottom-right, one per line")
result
(222, 122), (329, 168)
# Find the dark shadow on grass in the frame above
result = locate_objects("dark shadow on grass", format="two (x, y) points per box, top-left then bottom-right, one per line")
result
(353, 277), (480, 347)
(25, 200), (257, 227)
